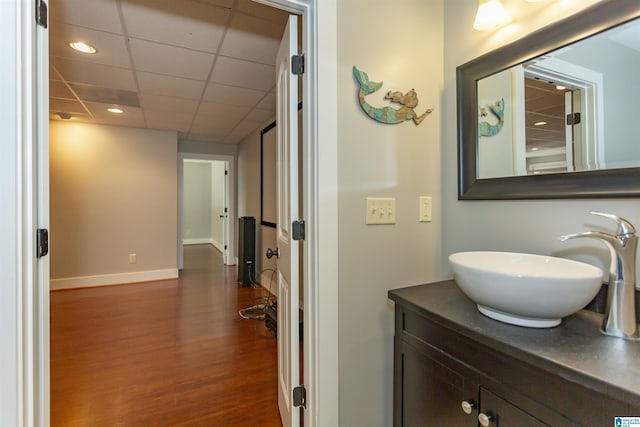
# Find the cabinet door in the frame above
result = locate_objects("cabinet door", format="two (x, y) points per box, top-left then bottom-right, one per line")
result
(479, 388), (548, 427)
(400, 343), (476, 427)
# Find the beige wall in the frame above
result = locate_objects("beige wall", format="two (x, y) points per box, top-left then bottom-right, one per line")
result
(441, 0), (640, 283)
(50, 121), (178, 288)
(237, 118), (277, 284)
(337, 0), (444, 425)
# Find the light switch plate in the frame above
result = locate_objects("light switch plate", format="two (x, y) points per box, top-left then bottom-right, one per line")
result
(366, 197), (396, 225)
(419, 196), (432, 222)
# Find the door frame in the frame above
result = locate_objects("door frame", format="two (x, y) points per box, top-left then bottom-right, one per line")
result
(178, 153), (235, 269)
(16, 0), (339, 426)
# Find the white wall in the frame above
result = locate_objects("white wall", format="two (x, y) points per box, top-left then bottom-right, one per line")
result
(442, 1), (640, 282)
(49, 121), (178, 288)
(337, 1), (444, 425)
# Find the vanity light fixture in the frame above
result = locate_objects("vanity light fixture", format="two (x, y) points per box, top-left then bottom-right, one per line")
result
(69, 41), (97, 54)
(473, 0), (508, 31)
(107, 107), (124, 114)
(534, 121), (547, 126)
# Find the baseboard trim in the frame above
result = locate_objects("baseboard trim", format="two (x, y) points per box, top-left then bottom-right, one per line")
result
(183, 238), (213, 245)
(50, 268), (179, 290)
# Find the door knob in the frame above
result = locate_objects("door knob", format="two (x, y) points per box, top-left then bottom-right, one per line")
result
(461, 400), (476, 415)
(478, 412), (493, 427)
(266, 248), (279, 259)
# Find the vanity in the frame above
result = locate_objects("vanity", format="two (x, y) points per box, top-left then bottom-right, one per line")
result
(389, 281), (640, 426)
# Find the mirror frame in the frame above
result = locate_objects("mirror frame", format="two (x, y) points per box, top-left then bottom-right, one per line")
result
(457, 2), (640, 200)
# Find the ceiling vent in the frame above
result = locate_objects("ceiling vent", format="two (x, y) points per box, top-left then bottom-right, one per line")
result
(68, 83), (140, 108)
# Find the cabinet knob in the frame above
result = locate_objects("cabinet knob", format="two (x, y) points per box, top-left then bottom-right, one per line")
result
(461, 400), (475, 415)
(478, 412), (493, 426)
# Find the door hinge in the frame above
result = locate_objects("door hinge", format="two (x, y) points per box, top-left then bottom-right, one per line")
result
(224, 245), (228, 250)
(293, 385), (306, 408)
(225, 170), (228, 175)
(292, 55), (304, 75)
(35, 0), (48, 28)
(566, 112), (581, 125)
(224, 207), (228, 213)
(292, 220), (305, 241)
(36, 228), (49, 258)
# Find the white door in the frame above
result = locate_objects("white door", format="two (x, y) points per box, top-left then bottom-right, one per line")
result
(276, 15), (301, 427)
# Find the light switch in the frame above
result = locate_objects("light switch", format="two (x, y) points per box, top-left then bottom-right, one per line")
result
(366, 197), (396, 225)
(419, 196), (432, 222)
(129, 253), (137, 264)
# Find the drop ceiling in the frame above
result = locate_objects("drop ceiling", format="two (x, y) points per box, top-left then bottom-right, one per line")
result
(49, 0), (290, 143)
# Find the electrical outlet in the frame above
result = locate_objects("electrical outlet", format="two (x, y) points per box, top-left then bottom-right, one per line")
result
(366, 197), (396, 225)
(129, 253), (137, 264)
(419, 196), (432, 222)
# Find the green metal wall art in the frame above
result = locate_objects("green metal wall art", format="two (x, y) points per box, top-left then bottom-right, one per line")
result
(353, 66), (433, 125)
(478, 98), (504, 137)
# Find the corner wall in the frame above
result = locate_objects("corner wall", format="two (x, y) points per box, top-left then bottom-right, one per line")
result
(442, 1), (639, 278)
(49, 121), (178, 288)
(337, 1), (444, 425)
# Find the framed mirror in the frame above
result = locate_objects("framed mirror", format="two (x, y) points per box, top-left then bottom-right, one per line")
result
(457, 2), (640, 200)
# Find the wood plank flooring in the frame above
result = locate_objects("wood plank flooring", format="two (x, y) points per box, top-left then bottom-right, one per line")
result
(50, 245), (282, 426)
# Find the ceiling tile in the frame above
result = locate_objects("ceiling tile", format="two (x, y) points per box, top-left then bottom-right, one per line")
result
(137, 72), (206, 100)
(51, 57), (136, 90)
(84, 102), (146, 127)
(256, 91), (276, 111)
(129, 38), (215, 81)
(197, 101), (251, 121)
(50, 0), (123, 34)
(141, 94), (199, 114)
(191, 114), (238, 135)
(244, 108), (273, 123)
(121, 0), (230, 54)
(219, 13), (284, 65)
(202, 83), (265, 107)
(236, 0), (290, 25)
(50, 98), (89, 115)
(49, 80), (76, 99)
(50, 22), (131, 68)
(223, 119), (264, 143)
(210, 57), (275, 91)
(145, 110), (194, 132)
(186, 132), (224, 143)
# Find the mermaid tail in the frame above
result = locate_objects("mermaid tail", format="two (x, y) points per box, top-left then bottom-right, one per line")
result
(353, 66), (383, 95)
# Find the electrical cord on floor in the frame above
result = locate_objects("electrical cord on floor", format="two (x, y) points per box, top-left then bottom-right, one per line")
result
(238, 264), (277, 320)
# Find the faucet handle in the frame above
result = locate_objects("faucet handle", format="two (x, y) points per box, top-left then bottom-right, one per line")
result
(590, 211), (636, 235)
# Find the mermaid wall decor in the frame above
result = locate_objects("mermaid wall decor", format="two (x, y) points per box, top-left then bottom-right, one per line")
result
(352, 66), (433, 125)
(478, 98), (505, 137)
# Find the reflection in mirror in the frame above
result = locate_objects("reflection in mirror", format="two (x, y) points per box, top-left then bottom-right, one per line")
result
(476, 17), (640, 180)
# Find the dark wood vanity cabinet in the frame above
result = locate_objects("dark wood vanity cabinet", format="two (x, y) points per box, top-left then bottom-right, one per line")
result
(390, 281), (640, 427)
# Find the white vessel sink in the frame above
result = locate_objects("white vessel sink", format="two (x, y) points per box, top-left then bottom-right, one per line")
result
(449, 251), (603, 328)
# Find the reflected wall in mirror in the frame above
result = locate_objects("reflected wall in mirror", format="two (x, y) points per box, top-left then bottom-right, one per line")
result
(457, 2), (640, 199)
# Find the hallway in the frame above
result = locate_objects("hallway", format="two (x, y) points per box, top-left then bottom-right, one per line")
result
(50, 244), (282, 426)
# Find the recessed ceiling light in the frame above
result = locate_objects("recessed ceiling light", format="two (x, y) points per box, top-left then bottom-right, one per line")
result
(530, 147), (539, 151)
(58, 112), (72, 120)
(69, 41), (97, 54)
(556, 85), (566, 91)
(534, 121), (547, 126)
(107, 107), (124, 114)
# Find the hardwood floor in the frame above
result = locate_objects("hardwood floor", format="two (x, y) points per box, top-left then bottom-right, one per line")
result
(50, 245), (282, 426)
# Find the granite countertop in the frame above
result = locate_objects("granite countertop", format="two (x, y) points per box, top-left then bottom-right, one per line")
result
(388, 280), (640, 406)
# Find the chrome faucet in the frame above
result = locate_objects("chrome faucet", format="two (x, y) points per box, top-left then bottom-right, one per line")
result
(559, 212), (638, 340)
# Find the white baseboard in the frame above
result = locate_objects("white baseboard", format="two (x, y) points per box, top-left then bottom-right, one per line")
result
(212, 239), (224, 253)
(50, 268), (179, 290)
(183, 238), (213, 245)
